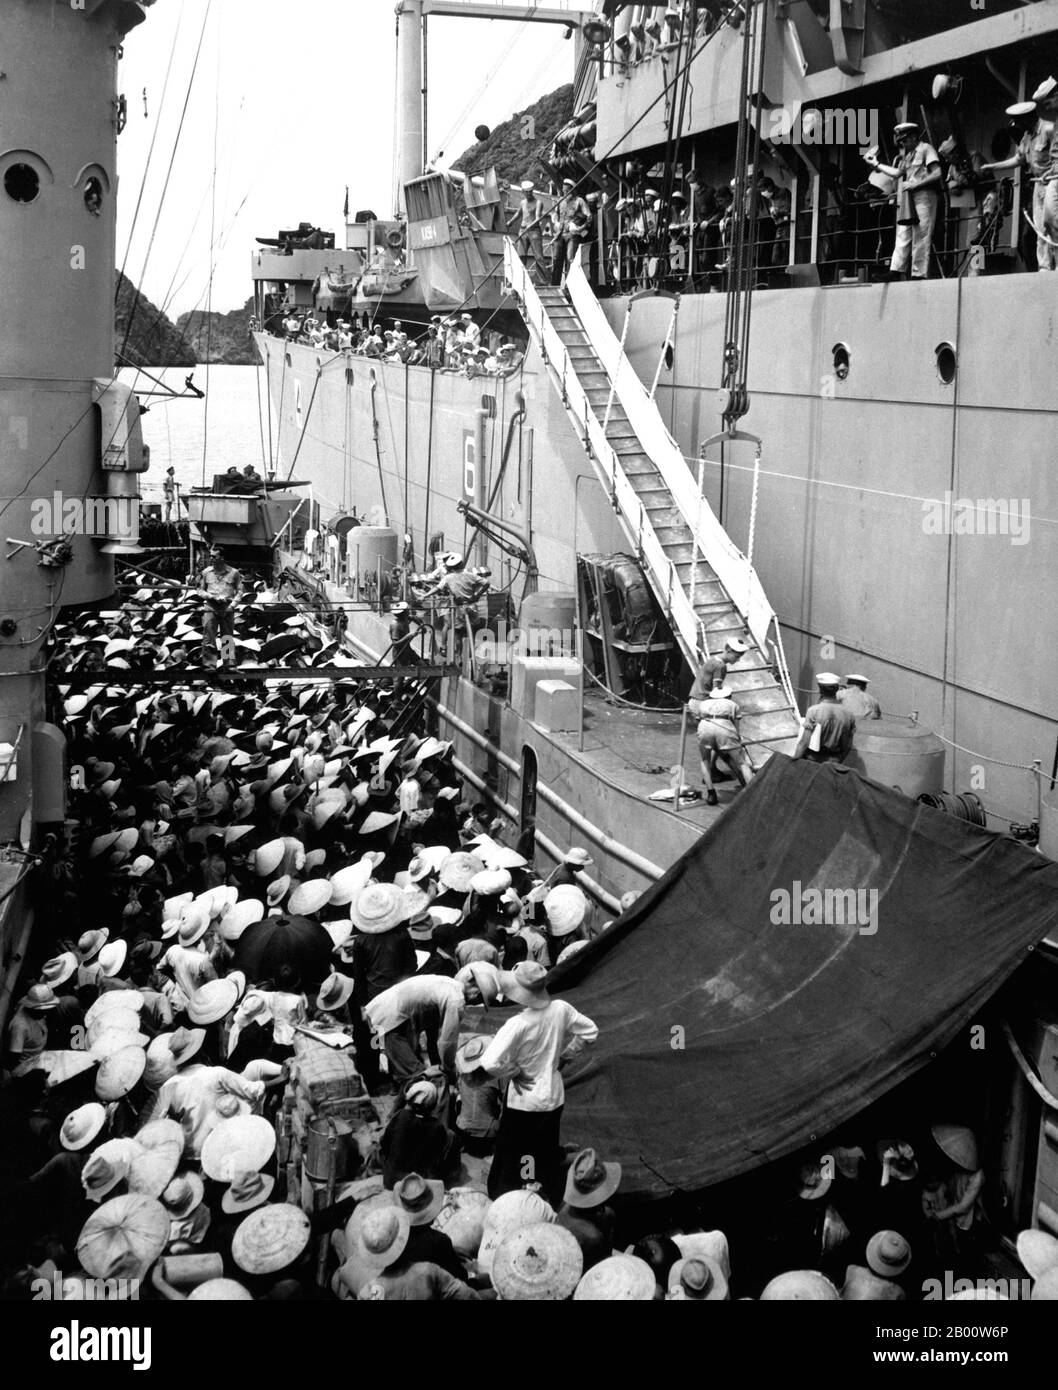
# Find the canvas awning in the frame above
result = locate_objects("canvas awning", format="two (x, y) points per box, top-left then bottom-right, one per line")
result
(551, 757), (1058, 1197)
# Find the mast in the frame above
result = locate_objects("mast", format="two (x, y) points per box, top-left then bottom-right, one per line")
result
(396, 0), (425, 216)
(394, 0), (592, 215)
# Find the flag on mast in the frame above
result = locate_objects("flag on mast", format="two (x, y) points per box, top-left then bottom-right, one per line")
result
(343, 185), (349, 219)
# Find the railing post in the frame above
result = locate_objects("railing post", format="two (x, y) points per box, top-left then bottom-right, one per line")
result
(746, 441), (762, 619)
(649, 295), (680, 400)
(746, 441), (762, 570)
(602, 302), (632, 439)
(690, 455), (704, 614)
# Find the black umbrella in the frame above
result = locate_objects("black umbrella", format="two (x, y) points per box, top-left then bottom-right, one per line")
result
(233, 913), (334, 989)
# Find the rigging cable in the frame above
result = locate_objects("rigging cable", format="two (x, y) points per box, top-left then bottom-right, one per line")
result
(255, 357), (268, 472)
(120, 0), (213, 364)
(202, 16), (220, 485)
(115, 1), (185, 299)
(423, 365), (436, 563)
(720, 0), (769, 426)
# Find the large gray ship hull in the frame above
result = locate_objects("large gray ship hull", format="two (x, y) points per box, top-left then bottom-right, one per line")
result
(256, 269), (1057, 832)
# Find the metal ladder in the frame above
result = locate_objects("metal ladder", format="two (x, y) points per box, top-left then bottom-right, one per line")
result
(505, 241), (802, 765)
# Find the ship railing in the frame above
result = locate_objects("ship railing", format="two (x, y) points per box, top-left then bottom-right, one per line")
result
(505, 237), (764, 674)
(560, 251), (777, 653)
(598, 182), (1021, 295)
(768, 622), (803, 729)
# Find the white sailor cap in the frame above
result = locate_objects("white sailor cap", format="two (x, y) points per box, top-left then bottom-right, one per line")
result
(520, 179), (535, 192)
(725, 638), (749, 654)
(1006, 100), (1037, 118)
(815, 671), (841, 687)
(845, 673), (870, 685)
(1033, 76), (1057, 101)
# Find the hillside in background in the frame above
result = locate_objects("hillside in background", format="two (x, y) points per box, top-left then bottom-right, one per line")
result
(114, 271), (196, 367)
(450, 84), (573, 186)
(177, 298), (258, 366)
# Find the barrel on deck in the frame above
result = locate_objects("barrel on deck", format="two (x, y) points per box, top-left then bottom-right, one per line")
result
(846, 719), (945, 800)
(348, 526), (398, 599)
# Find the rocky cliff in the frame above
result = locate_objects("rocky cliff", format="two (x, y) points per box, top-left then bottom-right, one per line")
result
(114, 270), (196, 367)
(176, 298), (258, 366)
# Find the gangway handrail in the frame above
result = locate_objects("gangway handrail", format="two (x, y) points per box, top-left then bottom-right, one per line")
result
(506, 245), (705, 669)
(562, 252), (777, 653)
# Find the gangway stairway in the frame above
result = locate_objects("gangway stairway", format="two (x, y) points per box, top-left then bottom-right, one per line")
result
(505, 242), (803, 766)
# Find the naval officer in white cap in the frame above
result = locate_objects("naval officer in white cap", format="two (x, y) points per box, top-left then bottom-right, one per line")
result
(839, 674), (881, 721)
(864, 121), (941, 279)
(981, 97), (1055, 271)
(793, 673), (856, 764)
(516, 177), (549, 276)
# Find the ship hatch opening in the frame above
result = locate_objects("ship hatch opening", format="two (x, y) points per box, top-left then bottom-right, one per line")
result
(5, 164), (39, 204)
(935, 342), (957, 386)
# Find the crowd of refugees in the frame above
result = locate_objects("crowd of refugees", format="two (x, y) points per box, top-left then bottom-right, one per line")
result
(279, 310), (525, 379)
(0, 562), (1054, 1300)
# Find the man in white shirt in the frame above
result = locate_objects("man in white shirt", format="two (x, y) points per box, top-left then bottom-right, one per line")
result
(472, 961), (598, 1201)
(161, 941), (215, 1010)
(864, 121), (941, 279)
(365, 965), (498, 1083)
(694, 683), (753, 806)
(149, 1064), (265, 1157)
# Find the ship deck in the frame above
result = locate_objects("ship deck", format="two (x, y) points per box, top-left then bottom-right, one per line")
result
(553, 685), (734, 829)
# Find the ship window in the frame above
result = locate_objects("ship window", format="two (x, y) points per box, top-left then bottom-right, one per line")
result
(935, 342), (957, 386)
(84, 176), (104, 216)
(345, 367), (354, 386)
(5, 163), (39, 203)
(832, 343), (850, 381)
(285, 353), (292, 367)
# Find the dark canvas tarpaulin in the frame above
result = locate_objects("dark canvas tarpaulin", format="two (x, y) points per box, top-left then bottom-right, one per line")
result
(551, 757), (1058, 1197)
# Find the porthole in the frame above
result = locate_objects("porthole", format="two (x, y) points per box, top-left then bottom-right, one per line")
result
(935, 341), (957, 385)
(5, 163), (39, 203)
(832, 343), (850, 381)
(84, 176), (104, 216)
